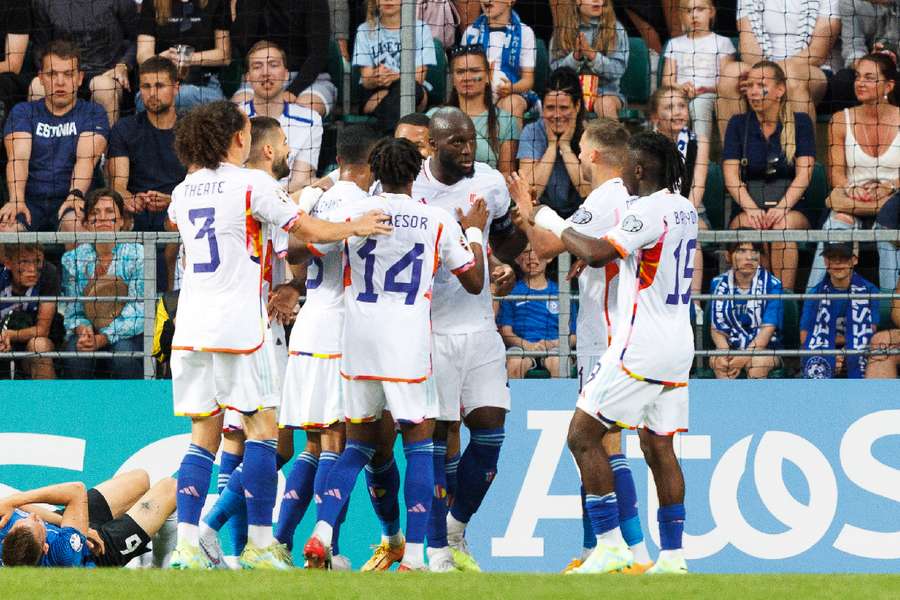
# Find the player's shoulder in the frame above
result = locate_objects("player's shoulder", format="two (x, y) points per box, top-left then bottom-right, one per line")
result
(284, 103), (323, 127)
(472, 162), (506, 188)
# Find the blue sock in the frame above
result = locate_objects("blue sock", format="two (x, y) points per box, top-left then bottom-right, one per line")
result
(580, 486), (596, 549)
(314, 451), (339, 513)
(274, 451), (319, 548)
(658, 504), (685, 551)
(427, 441), (449, 549)
(585, 492), (619, 536)
(203, 475), (244, 532)
(610, 454), (644, 547)
(243, 439), (278, 528)
(450, 427), (504, 524)
(364, 457), (401, 537)
(445, 452), (460, 501)
(203, 451), (243, 530)
(218, 451), (242, 494)
(176, 444), (215, 526)
(332, 500), (349, 556)
(403, 439), (434, 545)
(317, 441), (374, 527)
(276, 453), (289, 471)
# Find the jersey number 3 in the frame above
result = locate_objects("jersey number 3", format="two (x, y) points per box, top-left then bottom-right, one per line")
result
(357, 239), (424, 305)
(188, 207), (221, 273)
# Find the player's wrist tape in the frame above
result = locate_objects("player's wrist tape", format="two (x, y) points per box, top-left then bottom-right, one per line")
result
(297, 186), (324, 213)
(465, 227), (484, 247)
(534, 205), (568, 238)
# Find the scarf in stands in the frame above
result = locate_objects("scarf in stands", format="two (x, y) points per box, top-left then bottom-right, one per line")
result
(802, 273), (876, 379)
(711, 267), (772, 349)
(467, 10), (523, 83)
(746, 0), (818, 59)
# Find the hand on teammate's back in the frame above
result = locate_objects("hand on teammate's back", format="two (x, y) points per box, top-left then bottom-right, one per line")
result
(457, 197), (489, 232)
(352, 209), (394, 237)
(268, 284), (300, 324)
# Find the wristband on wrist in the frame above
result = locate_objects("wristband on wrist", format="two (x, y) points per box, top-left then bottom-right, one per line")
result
(534, 205), (569, 238)
(465, 227), (484, 247)
(68, 189), (85, 200)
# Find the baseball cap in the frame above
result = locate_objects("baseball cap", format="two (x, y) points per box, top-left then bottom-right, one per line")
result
(821, 241), (855, 258)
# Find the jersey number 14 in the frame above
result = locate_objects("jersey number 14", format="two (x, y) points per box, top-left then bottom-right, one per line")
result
(356, 239), (424, 305)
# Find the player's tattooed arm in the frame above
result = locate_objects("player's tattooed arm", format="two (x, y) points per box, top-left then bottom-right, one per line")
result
(455, 198), (489, 294)
(0, 482), (89, 533)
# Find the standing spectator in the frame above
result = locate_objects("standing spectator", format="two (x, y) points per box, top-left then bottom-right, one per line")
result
(810, 54), (900, 290)
(661, 0), (736, 139)
(866, 278), (900, 378)
(30, 0), (139, 126)
(841, 0), (900, 71)
(0, 41), (109, 234)
(551, 0), (629, 118)
(517, 67), (589, 218)
(61, 189), (144, 380)
(239, 41), (323, 192)
(136, 0), (232, 111)
(709, 240), (783, 379)
(352, 0), (436, 133)
(231, 0), (337, 118)
(0, 0), (30, 145)
(462, 0), (538, 124)
(801, 242), (879, 379)
(0, 243), (63, 379)
(722, 61), (815, 292)
(439, 45), (519, 176)
(717, 0), (840, 135)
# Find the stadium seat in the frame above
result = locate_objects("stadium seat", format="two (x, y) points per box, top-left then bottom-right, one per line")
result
(533, 38), (550, 99)
(656, 41), (669, 89)
(702, 162), (727, 230)
(524, 367), (551, 379)
(879, 290), (894, 327)
(220, 58), (244, 100)
(425, 38), (447, 107)
(618, 37), (651, 123)
(327, 40), (345, 115)
(781, 299), (801, 351)
(805, 162), (829, 227)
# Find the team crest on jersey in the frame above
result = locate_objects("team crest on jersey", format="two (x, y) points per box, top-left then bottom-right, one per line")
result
(621, 215), (643, 232)
(570, 207), (592, 224)
(804, 356), (833, 379)
(69, 533), (83, 552)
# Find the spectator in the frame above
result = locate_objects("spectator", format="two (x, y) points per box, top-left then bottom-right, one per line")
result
(810, 54), (900, 290)
(649, 85), (709, 296)
(661, 0), (736, 139)
(352, 0), (436, 133)
(498, 245), (569, 378)
(136, 0), (232, 111)
(0, 243), (63, 379)
(0, 41), (109, 234)
(550, 0), (629, 118)
(709, 240), (783, 379)
(801, 241), (879, 379)
(866, 278), (900, 378)
(717, 0), (840, 135)
(614, 0), (676, 55)
(438, 45), (520, 176)
(330, 0), (352, 64)
(462, 0), (538, 124)
(0, 0), (30, 142)
(517, 67), (589, 219)
(722, 61), (815, 292)
(841, 0), (900, 71)
(395, 112), (432, 159)
(239, 41), (323, 192)
(231, 0), (337, 118)
(61, 189), (144, 380)
(31, 0), (138, 126)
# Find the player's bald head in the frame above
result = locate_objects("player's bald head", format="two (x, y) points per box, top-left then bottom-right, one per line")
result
(428, 107), (475, 143)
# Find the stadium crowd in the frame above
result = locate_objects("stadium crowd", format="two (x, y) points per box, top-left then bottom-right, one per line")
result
(0, 0), (898, 383)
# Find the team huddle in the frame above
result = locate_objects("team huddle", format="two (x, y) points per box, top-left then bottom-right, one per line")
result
(0, 100), (696, 575)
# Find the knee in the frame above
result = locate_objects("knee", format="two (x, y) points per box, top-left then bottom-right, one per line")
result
(832, 211), (855, 225)
(25, 336), (54, 353)
(90, 74), (120, 96)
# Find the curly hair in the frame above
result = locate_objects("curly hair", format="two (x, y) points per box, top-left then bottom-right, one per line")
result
(628, 130), (686, 194)
(174, 101), (247, 170)
(1, 527), (43, 567)
(368, 137), (423, 188)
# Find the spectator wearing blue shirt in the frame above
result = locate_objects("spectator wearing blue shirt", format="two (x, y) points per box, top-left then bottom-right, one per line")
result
(0, 41), (109, 234)
(722, 61), (816, 293)
(709, 240), (784, 379)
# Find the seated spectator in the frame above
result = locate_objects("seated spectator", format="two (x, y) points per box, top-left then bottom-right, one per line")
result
(231, 0), (336, 118)
(709, 240), (783, 379)
(649, 85), (709, 295)
(613, 0), (676, 55)
(661, 0), (736, 139)
(801, 242), (879, 379)
(866, 278), (900, 378)
(722, 61), (815, 292)
(352, 0), (436, 133)
(438, 45), (520, 176)
(394, 112), (432, 159)
(136, 0), (232, 111)
(550, 0), (629, 118)
(517, 67), (589, 219)
(498, 245), (569, 378)
(841, 0), (900, 72)
(0, 243), (63, 379)
(810, 54), (900, 290)
(0, 1), (29, 143)
(462, 0), (537, 124)
(238, 41), (323, 192)
(31, 0), (138, 126)
(61, 189), (144, 380)
(717, 0), (840, 135)
(0, 41), (109, 234)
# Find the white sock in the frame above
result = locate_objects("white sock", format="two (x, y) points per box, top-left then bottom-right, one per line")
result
(381, 532), (404, 547)
(427, 546), (450, 560)
(597, 527), (626, 548)
(446, 513), (466, 537)
(177, 522), (199, 546)
(312, 521), (334, 547)
(657, 548), (684, 562)
(198, 521), (215, 538)
(630, 541), (651, 563)
(247, 525), (274, 548)
(404, 542), (425, 567)
(580, 547), (594, 561)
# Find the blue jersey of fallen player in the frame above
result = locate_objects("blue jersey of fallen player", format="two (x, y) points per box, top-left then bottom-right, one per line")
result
(0, 508), (92, 567)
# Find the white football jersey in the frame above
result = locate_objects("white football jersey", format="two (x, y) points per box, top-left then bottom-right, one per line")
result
(241, 101), (323, 182)
(315, 193), (476, 381)
(289, 180), (370, 356)
(601, 189), (698, 385)
(168, 163), (300, 352)
(412, 159), (513, 334)
(567, 178), (632, 357)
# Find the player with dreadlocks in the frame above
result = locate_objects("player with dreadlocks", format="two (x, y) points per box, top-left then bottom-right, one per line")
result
(516, 130), (695, 575)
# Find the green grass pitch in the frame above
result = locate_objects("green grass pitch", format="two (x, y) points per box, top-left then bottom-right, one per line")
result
(2, 571), (900, 600)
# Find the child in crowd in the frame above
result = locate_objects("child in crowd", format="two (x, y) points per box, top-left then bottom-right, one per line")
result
(550, 0), (629, 118)
(661, 0), (735, 139)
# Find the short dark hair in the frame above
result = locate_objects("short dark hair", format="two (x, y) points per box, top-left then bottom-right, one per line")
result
(174, 101), (248, 170)
(83, 188), (126, 224)
(1, 527), (43, 567)
(396, 113), (431, 130)
(2, 243), (44, 261)
(726, 237), (766, 255)
(338, 124), (383, 165)
(369, 137), (423, 187)
(139, 56), (178, 83)
(39, 40), (81, 71)
(248, 115), (283, 161)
